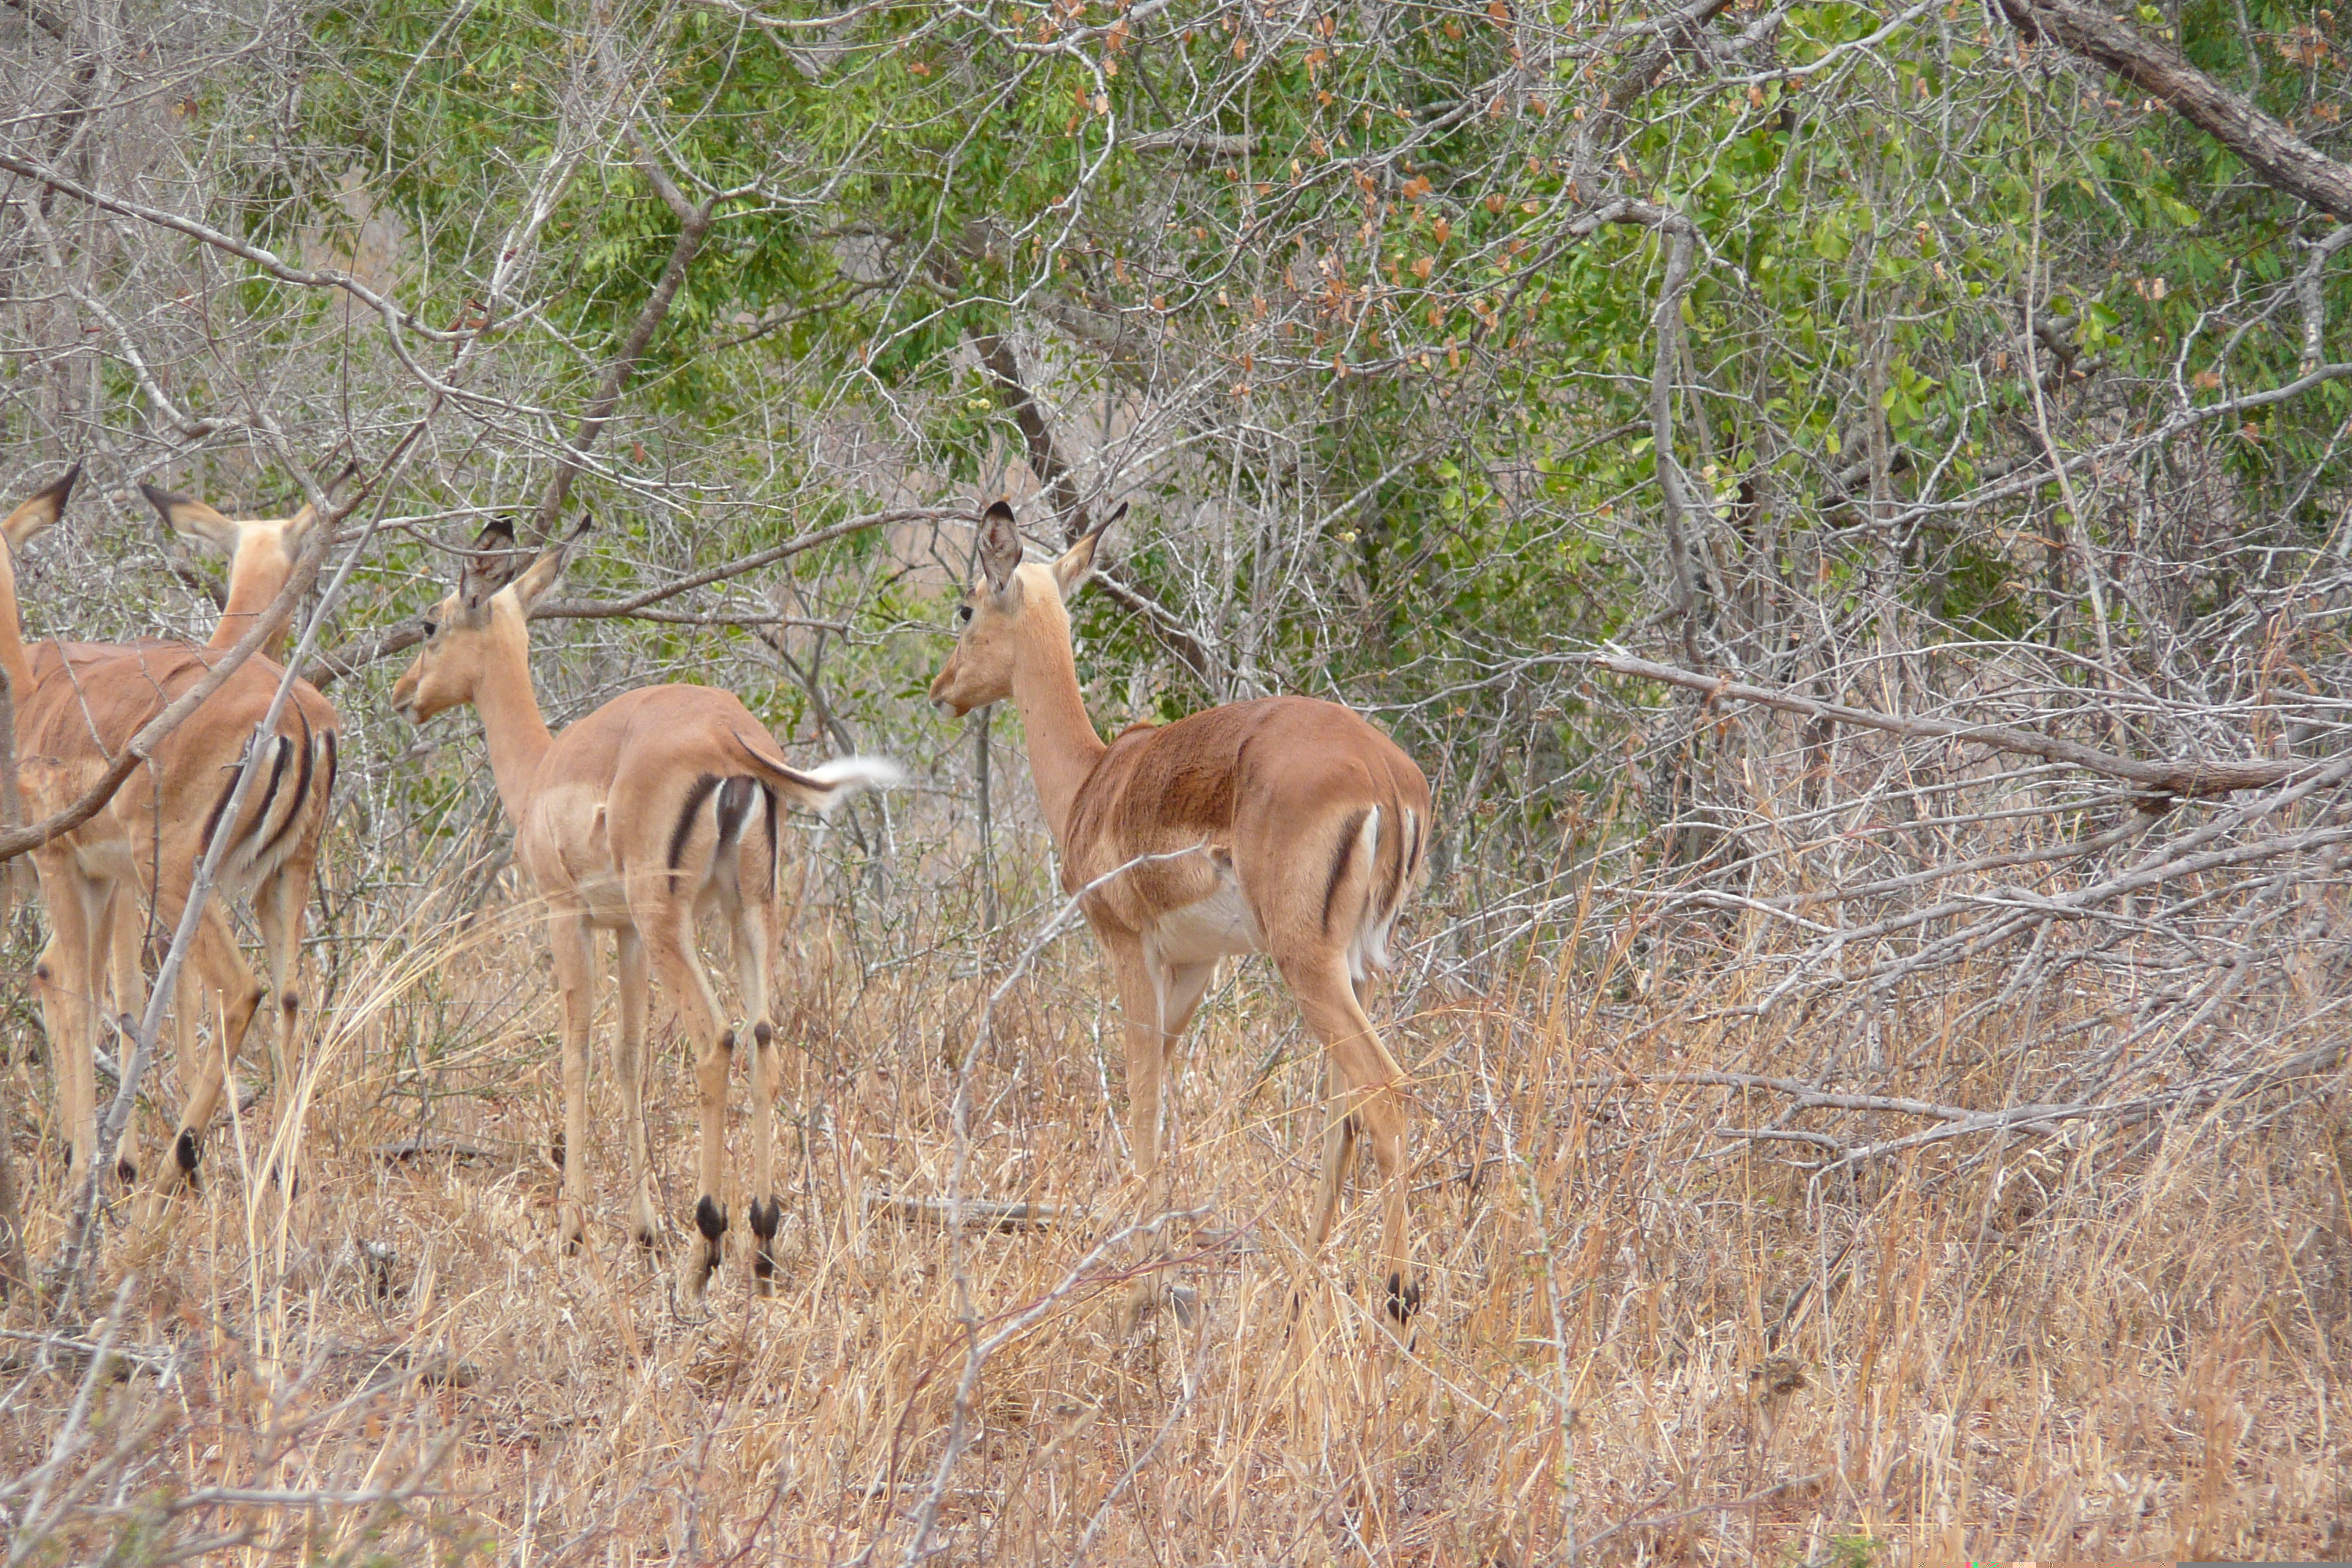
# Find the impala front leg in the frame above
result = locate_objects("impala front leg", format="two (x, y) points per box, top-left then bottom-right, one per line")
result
(36, 861), (103, 1184)
(1104, 933), (1218, 1331)
(546, 913), (598, 1255)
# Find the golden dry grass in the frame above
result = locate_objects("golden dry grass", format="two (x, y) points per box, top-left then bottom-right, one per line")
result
(2, 837), (2349, 1566)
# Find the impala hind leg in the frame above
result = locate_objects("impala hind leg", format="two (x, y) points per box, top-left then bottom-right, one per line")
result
(1311, 1052), (1355, 1252)
(546, 913), (598, 1256)
(255, 859), (310, 1109)
(146, 906), (266, 1218)
(611, 927), (660, 1250)
(645, 905), (733, 1305)
(731, 898), (786, 1296)
(1284, 954), (1420, 1339)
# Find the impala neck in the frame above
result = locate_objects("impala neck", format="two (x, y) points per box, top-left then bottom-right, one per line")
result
(0, 545), (29, 698)
(208, 548), (287, 658)
(473, 612), (556, 823)
(207, 533), (303, 663)
(1007, 600), (1107, 849)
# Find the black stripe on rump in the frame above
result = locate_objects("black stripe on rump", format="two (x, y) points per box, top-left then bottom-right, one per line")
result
(201, 734), (289, 856)
(320, 730), (339, 807)
(1322, 809), (1368, 936)
(668, 774), (722, 872)
(244, 735), (292, 855)
(198, 769), (239, 856)
(256, 709), (315, 861)
(759, 783), (780, 902)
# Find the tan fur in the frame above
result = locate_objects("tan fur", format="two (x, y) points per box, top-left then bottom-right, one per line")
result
(7, 476), (339, 1206)
(930, 501), (1433, 1334)
(391, 521), (896, 1303)
(140, 473), (342, 660)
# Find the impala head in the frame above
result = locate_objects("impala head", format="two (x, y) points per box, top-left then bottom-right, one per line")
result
(930, 499), (1122, 718)
(141, 461), (354, 638)
(391, 516), (580, 724)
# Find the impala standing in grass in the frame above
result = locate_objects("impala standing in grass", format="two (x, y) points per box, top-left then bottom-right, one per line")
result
(392, 519), (900, 1301)
(11, 472), (340, 1209)
(930, 500), (1433, 1335)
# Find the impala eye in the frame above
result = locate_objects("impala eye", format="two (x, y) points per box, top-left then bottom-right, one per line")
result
(421, 617), (438, 637)
(957, 603), (973, 624)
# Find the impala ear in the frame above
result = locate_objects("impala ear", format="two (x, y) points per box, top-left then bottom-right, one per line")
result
(976, 500), (1022, 597)
(4, 461), (79, 552)
(459, 516), (521, 609)
(141, 482), (241, 552)
(1051, 501), (1122, 598)
(283, 458), (357, 543)
(511, 513), (588, 609)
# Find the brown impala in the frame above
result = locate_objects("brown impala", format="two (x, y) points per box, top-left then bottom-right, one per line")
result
(12, 473), (339, 1211)
(930, 500), (1433, 1334)
(393, 519), (900, 1302)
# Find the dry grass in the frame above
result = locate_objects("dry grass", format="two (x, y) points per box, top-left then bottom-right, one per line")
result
(3, 804), (2350, 1567)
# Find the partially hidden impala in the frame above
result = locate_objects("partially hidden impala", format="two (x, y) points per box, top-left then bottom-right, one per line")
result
(391, 519), (900, 1300)
(10, 471), (340, 1208)
(929, 500), (1433, 1334)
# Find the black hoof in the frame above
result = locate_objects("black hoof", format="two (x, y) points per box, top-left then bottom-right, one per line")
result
(634, 1227), (657, 1252)
(695, 1194), (728, 1249)
(753, 1021), (772, 1049)
(563, 1232), (583, 1256)
(748, 1197), (782, 1284)
(1384, 1270), (1422, 1326)
(116, 1156), (137, 1186)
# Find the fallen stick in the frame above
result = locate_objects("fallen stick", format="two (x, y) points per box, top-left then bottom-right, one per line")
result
(861, 1191), (1068, 1232)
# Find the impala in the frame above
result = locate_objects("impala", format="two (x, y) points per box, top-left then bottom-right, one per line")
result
(929, 501), (1433, 1333)
(391, 519), (900, 1300)
(18, 479), (342, 1201)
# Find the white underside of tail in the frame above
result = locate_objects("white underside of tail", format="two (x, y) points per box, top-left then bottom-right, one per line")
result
(1347, 805), (1401, 985)
(804, 754), (905, 817)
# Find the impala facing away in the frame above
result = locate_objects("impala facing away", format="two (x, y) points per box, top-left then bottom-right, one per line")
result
(930, 501), (1433, 1333)
(17, 479), (341, 1202)
(391, 520), (900, 1301)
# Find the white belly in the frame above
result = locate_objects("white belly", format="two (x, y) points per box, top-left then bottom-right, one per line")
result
(1146, 880), (1262, 969)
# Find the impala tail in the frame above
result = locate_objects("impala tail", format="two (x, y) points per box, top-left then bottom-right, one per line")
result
(728, 734), (905, 818)
(1328, 799), (1426, 984)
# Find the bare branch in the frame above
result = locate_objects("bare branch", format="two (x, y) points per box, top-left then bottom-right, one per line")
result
(1588, 652), (2328, 799)
(1998, 0), (2352, 220)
